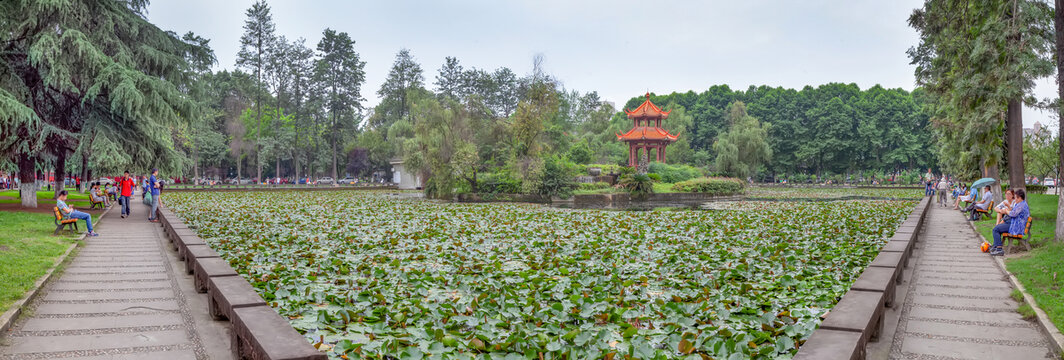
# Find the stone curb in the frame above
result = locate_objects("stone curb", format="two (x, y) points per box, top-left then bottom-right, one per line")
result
(965, 220), (1064, 357)
(794, 196), (931, 359)
(0, 202), (114, 335)
(157, 200), (326, 360)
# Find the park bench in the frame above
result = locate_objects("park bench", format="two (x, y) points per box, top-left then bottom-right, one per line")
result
(89, 195), (105, 209)
(230, 305), (327, 360)
(973, 200), (993, 220)
(1002, 216), (1033, 253)
(52, 207), (78, 235)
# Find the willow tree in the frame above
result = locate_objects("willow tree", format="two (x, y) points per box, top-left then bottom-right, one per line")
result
(0, 0), (213, 207)
(909, 0), (1053, 197)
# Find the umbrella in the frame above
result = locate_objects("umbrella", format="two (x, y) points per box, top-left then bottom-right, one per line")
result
(970, 177), (997, 200)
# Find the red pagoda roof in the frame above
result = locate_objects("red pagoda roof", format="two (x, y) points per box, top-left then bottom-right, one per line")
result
(616, 126), (679, 142)
(624, 93), (670, 119)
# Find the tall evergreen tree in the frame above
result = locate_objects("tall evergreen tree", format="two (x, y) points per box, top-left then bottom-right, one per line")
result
(372, 48), (424, 130)
(435, 57), (465, 101)
(312, 28), (366, 181)
(909, 0), (1053, 196)
(236, 0), (276, 183)
(288, 38), (315, 182)
(0, 0), (212, 207)
(1055, 0), (1064, 242)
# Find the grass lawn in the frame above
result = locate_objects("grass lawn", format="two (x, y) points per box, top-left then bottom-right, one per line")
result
(0, 211), (79, 314)
(972, 193), (1064, 334)
(0, 190), (90, 201)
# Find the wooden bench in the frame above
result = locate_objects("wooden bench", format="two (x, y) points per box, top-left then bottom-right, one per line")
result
(89, 195), (105, 210)
(230, 305), (327, 360)
(1002, 217), (1033, 253)
(973, 200), (994, 220)
(53, 207), (78, 235)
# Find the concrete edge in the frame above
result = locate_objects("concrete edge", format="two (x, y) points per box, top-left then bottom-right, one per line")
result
(166, 185), (397, 192)
(794, 196), (930, 358)
(966, 220), (1064, 357)
(157, 200), (323, 359)
(0, 203), (114, 335)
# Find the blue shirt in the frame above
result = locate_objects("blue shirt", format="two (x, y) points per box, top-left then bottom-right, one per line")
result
(150, 175), (160, 196)
(1007, 200), (1030, 235)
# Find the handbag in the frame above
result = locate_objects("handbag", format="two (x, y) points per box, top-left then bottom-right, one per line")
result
(143, 192), (152, 205)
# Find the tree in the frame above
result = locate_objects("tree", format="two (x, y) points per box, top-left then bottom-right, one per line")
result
(909, 0), (1053, 198)
(1022, 126), (1056, 181)
(288, 39), (315, 182)
(1055, 0), (1064, 242)
(372, 49), (424, 130)
(0, 0), (212, 207)
(435, 57), (465, 101)
(714, 101), (772, 179)
(236, 0), (276, 183)
(312, 28), (366, 181)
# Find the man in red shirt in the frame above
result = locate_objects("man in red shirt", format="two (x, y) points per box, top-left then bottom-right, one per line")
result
(118, 170), (136, 218)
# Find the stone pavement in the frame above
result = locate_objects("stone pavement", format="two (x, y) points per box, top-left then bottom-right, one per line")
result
(0, 205), (232, 359)
(881, 204), (1056, 359)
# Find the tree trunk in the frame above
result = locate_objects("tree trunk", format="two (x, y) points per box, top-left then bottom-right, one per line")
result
(1056, 0), (1064, 242)
(1006, 99), (1025, 192)
(236, 153), (242, 182)
(18, 155), (37, 208)
(986, 163), (1003, 205)
(331, 139), (338, 182)
(53, 151), (66, 199)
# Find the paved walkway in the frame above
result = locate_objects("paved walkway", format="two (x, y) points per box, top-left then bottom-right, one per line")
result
(885, 204), (1056, 359)
(0, 205), (231, 359)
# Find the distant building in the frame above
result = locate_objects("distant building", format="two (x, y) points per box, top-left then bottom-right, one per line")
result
(1023, 122), (1052, 144)
(389, 159), (421, 190)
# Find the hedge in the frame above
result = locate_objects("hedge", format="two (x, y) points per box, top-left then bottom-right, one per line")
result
(671, 177), (746, 195)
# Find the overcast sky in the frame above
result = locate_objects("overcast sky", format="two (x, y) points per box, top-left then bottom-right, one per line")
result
(145, 0), (1057, 128)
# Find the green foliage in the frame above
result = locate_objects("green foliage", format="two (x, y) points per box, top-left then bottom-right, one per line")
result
(168, 191), (915, 359)
(577, 182), (611, 191)
(909, 0), (1054, 177)
(648, 162), (703, 183)
(532, 155), (577, 198)
(567, 138), (593, 164)
(714, 101), (772, 179)
(671, 177), (746, 195)
(477, 172), (522, 194)
(618, 173), (655, 197)
(1026, 184), (1048, 195)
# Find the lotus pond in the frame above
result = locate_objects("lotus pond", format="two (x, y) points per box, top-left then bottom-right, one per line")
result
(166, 191), (915, 359)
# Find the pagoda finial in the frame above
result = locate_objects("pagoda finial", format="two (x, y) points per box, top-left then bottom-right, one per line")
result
(645, 92), (651, 99)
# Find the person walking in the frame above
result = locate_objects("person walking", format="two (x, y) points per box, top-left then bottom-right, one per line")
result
(57, 190), (98, 236)
(118, 170), (135, 218)
(148, 169), (161, 222)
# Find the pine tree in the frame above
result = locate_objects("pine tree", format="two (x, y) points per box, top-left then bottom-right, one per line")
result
(236, 0), (276, 184)
(0, 0), (213, 207)
(312, 28), (366, 181)
(373, 49), (424, 130)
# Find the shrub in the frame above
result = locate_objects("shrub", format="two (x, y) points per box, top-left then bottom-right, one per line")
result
(671, 177), (745, 195)
(535, 155), (577, 198)
(478, 173), (522, 194)
(1023, 184), (1048, 194)
(647, 173), (662, 182)
(578, 182), (611, 191)
(618, 173), (654, 197)
(648, 162), (703, 183)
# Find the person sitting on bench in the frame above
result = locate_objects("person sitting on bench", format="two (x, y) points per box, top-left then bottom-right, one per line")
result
(89, 184), (108, 207)
(963, 185), (993, 216)
(991, 189), (1028, 256)
(994, 189), (1014, 225)
(57, 190), (99, 237)
(953, 186), (972, 210)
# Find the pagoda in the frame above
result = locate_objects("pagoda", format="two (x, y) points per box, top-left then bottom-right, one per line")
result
(616, 93), (679, 167)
